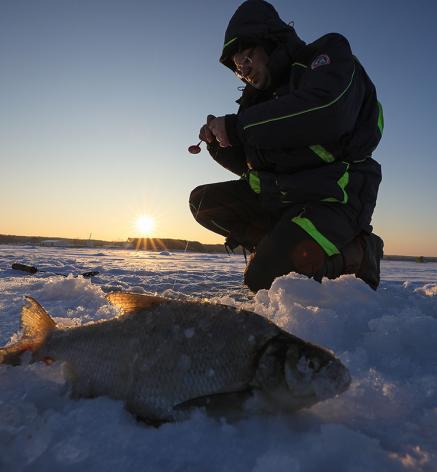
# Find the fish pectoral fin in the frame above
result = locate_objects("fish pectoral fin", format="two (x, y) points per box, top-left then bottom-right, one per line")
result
(106, 292), (168, 314)
(173, 389), (253, 415)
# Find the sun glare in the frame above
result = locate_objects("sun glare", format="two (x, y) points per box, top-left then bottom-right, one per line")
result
(135, 215), (156, 236)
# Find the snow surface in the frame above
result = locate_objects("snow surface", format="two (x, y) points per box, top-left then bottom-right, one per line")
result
(0, 244), (436, 472)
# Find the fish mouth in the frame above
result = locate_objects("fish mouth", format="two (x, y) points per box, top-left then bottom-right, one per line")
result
(315, 360), (351, 398)
(285, 358), (351, 401)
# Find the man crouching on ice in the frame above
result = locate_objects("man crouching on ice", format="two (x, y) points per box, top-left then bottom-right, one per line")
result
(189, 0), (384, 293)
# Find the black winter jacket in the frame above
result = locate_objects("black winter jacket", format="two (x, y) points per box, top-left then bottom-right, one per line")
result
(209, 0), (383, 232)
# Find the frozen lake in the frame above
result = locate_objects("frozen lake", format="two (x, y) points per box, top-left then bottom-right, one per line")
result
(0, 245), (436, 471)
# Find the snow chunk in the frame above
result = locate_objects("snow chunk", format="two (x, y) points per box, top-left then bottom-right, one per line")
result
(415, 283), (437, 297)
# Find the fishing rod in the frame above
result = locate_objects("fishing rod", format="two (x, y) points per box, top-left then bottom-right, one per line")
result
(11, 263), (99, 279)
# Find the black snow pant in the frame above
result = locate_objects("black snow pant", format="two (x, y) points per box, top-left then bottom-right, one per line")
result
(189, 180), (361, 292)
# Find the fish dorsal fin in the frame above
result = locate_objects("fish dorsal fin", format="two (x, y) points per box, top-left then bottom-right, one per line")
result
(21, 297), (57, 341)
(106, 292), (168, 314)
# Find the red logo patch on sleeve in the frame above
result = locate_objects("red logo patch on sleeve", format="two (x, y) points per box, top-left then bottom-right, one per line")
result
(311, 54), (331, 70)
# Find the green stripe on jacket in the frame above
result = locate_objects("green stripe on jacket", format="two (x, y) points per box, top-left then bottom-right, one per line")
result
(292, 216), (340, 256)
(322, 163), (350, 204)
(243, 67), (356, 131)
(309, 145), (336, 163)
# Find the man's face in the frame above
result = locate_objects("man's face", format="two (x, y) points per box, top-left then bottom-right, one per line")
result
(232, 46), (271, 90)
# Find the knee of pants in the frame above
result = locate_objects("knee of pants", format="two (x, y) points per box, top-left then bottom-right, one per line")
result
(290, 239), (326, 277)
(244, 238), (327, 293)
(189, 185), (206, 220)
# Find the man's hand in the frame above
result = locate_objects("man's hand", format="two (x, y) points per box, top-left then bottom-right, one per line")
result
(199, 115), (216, 144)
(199, 115), (231, 148)
(209, 116), (231, 148)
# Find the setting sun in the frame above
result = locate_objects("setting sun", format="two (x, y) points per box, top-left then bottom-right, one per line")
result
(135, 215), (156, 236)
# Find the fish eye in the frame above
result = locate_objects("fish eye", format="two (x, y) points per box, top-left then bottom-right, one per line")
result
(308, 358), (320, 371)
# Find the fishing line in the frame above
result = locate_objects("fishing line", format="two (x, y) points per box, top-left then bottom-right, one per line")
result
(170, 187), (206, 292)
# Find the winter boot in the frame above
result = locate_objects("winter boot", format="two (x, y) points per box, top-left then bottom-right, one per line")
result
(341, 237), (364, 275)
(224, 235), (240, 253)
(340, 233), (384, 290)
(225, 235), (257, 265)
(356, 233), (384, 290)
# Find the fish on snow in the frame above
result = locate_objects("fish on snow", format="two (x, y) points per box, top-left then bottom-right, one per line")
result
(0, 292), (351, 423)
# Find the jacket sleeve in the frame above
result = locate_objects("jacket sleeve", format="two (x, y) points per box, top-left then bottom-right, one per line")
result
(207, 142), (248, 176)
(232, 34), (364, 150)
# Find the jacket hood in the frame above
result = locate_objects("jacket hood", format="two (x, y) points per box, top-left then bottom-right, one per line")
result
(220, 0), (305, 71)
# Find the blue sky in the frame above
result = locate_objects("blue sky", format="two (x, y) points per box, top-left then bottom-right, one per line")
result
(0, 0), (436, 255)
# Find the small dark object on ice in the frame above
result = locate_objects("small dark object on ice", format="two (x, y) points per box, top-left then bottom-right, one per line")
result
(11, 263), (99, 279)
(11, 263), (38, 274)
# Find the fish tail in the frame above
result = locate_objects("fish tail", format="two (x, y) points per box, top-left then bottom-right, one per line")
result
(0, 297), (56, 365)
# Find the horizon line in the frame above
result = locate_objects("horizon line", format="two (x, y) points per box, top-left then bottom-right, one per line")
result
(1, 233), (437, 259)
